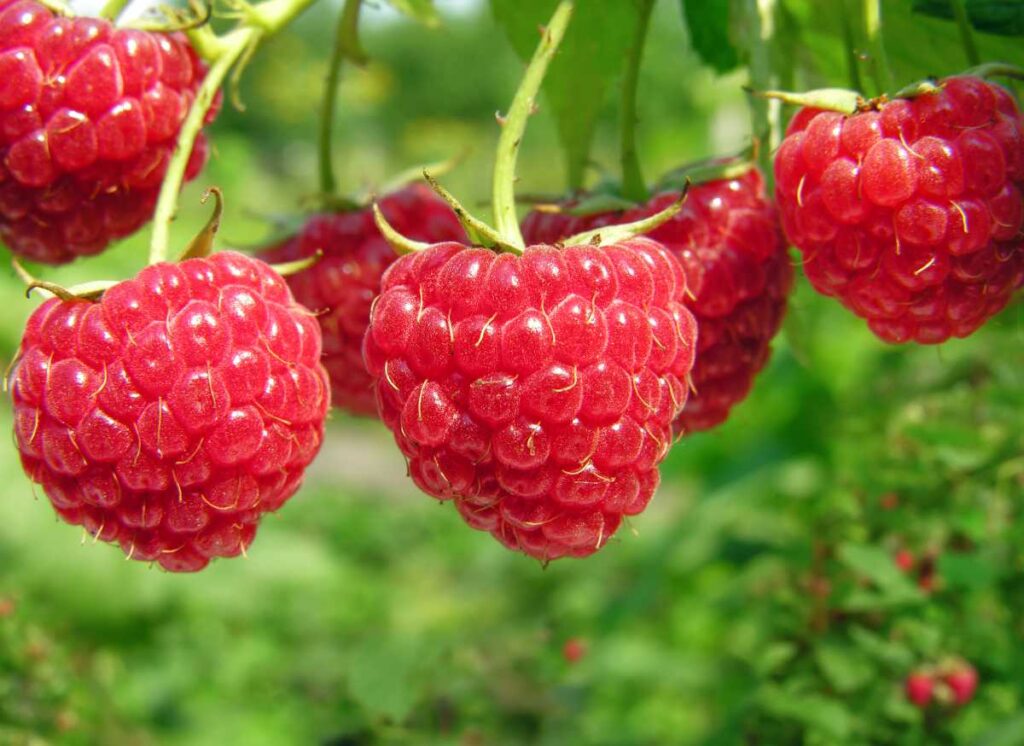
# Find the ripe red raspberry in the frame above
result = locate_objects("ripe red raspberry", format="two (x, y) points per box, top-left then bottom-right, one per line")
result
(775, 76), (1024, 343)
(259, 184), (465, 416)
(0, 0), (217, 264)
(522, 168), (791, 433)
(894, 548), (915, 572)
(945, 663), (978, 705)
(9, 251), (329, 571)
(905, 672), (935, 707)
(363, 238), (697, 560)
(562, 637), (587, 663)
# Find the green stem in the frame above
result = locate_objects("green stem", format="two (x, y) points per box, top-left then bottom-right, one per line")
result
(492, 0), (574, 248)
(620, 0), (654, 203)
(839, 0), (865, 92)
(149, 0), (316, 264)
(864, 0), (894, 95)
(950, 0), (980, 67)
(98, 0), (131, 21)
(746, 0), (779, 183)
(319, 0), (365, 196)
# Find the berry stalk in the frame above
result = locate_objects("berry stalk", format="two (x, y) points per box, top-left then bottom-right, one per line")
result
(148, 0), (317, 264)
(745, 0), (780, 184)
(863, 0), (894, 95)
(838, 0), (865, 92)
(98, 0), (131, 21)
(319, 0), (366, 196)
(491, 0), (574, 248)
(949, 0), (980, 66)
(619, 0), (654, 204)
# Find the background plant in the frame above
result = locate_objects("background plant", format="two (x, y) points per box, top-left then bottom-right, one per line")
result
(0, 0), (1022, 743)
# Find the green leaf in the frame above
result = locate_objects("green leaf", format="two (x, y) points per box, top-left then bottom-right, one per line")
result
(757, 687), (853, 740)
(490, 0), (638, 190)
(848, 625), (914, 668)
(387, 0), (441, 27)
(912, 0), (1024, 36)
(977, 714), (1024, 746)
(815, 642), (875, 693)
(679, 0), (740, 73)
(346, 638), (425, 722)
(754, 641), (798, 676)
(937, 552), (1000, 590)
(837, 543), (918, 594)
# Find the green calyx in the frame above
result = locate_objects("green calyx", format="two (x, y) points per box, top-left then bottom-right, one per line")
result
(751, 87), (864, 115)
(374, 0), (576, 257)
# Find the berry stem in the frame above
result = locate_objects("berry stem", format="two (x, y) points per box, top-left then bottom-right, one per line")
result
(745, 0), (780, 184)
(863, 0), (895, 95)
(148, 0), (316, 265)
(949, 0), (980, 67)
(98, 0), (131, 22)
(492, 0), (574, 249)
(838, 0), (865, 92)
(319, 0), (366, 197)
(619, 0), (654, 204)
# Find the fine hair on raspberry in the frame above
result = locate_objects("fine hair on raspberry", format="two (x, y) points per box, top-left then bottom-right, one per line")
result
(259, 183), (465, 416)
(9, 251), (330, 571)
(522, 167), (792, 433)
(775, 76), (1024, 344)
(363, 237), (697, 561)
(0, 0), (218, 263)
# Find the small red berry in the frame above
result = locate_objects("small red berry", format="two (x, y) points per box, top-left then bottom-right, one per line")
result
(945, 663), (978, 705)
(522, 167), (791, 433)
(880, 492), (899, 510)
(562, 637), (587, 663)
(9, 252), (330, 571)
(906, 672), (935, 707)
(259, 184), (465, 416)
(894, 548), (915, 573)
(364, 238), (697, 560)
(775, 76), (1024, 344)
(0, 0), (219, 264)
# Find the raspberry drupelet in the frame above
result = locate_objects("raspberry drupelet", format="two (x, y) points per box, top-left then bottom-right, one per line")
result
(9, 252), (330, 571)
(775, 76), (1024, 343)
(259, 184), (466, 416)
(0, 0), (218, 263)
(363, 237), (697, 560)
(522, 168), (792, 433)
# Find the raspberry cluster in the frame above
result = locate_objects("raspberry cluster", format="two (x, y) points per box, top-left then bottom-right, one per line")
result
(363, 238), (697, 560)
(0, 0), (217, 264)
(260, 184), (465, 415)
(775, 76), (1024, 343)
(522, 168), (791, 432)
(9, 252), (329, 571)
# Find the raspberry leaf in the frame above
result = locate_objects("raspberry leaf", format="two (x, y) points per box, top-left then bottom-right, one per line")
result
(679, 0), (740, 73)
(491, 0), (638, 190)
(386, 0), (440, 28)
(912, 0), (1024, 36)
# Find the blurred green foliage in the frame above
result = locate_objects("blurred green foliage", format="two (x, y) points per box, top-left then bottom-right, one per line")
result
(1, 0), (1024, 744)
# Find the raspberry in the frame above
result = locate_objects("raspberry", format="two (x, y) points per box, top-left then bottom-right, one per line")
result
(894, 548), (915, 572)
(8, 251), (329, 571)
(363, 238), (697, 560)
(0, 0), (218, 264)
(905, 672), (934, 707)
(562, 637), (587, 663)
(259, 184), (465, 415)
(945, 663), (978, 705)
(775, 76), (1024, 343)
(522, 168), (792, 433)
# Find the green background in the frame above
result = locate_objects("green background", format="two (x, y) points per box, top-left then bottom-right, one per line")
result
(1, 0), (1023, 743)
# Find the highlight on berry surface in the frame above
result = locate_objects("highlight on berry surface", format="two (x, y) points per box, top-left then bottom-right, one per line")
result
(8, 250), (330, 571)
